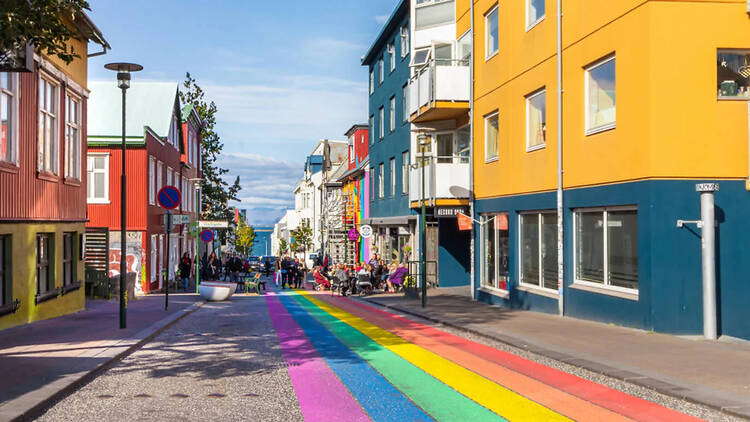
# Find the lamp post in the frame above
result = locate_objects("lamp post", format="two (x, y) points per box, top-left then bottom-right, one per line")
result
(104, 63), (142, 329)
(416, 133), (430, 308)
(189, 179), (202, 293)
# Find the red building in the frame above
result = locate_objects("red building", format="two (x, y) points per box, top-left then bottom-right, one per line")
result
(345, 124), (369, 170)
(86, 82), (201, 294)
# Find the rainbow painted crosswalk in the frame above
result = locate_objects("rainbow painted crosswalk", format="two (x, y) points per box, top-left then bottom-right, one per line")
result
(267, 290), (701, 422)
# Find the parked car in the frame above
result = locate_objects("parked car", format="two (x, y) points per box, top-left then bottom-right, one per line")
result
(259, 256), (276, 274)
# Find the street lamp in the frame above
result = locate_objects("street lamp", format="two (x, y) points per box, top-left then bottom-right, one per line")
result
(416, 132), (430, 308)
(104, 62), (142, 329)
(189, 179), (202, 293)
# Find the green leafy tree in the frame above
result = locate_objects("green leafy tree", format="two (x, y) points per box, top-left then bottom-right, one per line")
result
(291, 219), (313, 262)
(235, 219), (256, 256)
(278, 238), (288, 257)
(1, 0), (89, 65)
(179, 73), (241, 243)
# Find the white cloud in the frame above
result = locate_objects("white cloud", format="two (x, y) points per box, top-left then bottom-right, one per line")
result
(375, 15), (389, 24)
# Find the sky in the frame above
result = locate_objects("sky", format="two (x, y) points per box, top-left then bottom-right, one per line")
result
(87, 0), (398, 226)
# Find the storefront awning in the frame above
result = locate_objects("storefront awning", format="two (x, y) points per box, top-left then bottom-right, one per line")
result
(363, 216), (417, 226)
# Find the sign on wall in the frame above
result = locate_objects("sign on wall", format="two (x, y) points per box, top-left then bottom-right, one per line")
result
(436, 207), (468, 218)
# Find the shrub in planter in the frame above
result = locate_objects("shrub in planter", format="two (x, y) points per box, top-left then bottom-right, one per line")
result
(403, 275), (419, 299)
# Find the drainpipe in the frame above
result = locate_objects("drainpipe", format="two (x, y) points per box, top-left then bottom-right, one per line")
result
(556, 0), (565, 316)
(469, 0), (476, 299)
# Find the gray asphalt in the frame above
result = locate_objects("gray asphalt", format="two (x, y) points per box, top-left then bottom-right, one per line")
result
(38, 294), (303, 422)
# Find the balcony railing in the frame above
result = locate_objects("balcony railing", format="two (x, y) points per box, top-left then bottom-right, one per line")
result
(409, 59), (470, 119)
(409, 156), (471, 204)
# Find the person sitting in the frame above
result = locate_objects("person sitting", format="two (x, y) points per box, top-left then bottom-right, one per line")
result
(357, 264), (373, 295)
(312, 266), (331, 290)
(387, 264), (409, 292)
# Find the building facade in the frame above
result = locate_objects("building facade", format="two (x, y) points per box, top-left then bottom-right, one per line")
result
(86, 82), (201, 294)
(462, 0), (750, 340)
(362, 0), (416, 266)
(338, 124), (371, 265)
(0, 14), (109, 330)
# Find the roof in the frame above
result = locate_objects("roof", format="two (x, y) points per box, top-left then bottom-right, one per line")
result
(88, 81), (180, 142)
(337, 156), (369, 182)
(362, 0), (409, 66)
(70, 10), (110, 50)
(344, 124), (369, 138)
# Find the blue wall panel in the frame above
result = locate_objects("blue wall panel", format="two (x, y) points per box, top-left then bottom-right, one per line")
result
(437, 218), (470, 287)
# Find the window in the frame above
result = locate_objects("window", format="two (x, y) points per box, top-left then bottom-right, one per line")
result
(390, 158), (396, 196)
(437, 133), (453, 163)
(402, 85), (409, 123)
(370, 69), (374, 95)
(150, 235), (157, 282)
(389, 96), (396, 132)
(167, 167), (173, 189)
(379, 107), (384, 139)
(378, 163), (384, 198)
(1, 73), (18, 164)
(370, 167), (375, 201)
(0, 235), (10, 308)
(527, 0), (545, 29)
(389, 42), (396, 72)
(520, 212), (558, 291)
(401, 25), (410, 58)
(149, 156), (156, 204)
(38, 76), (59, 174)
(481, 213), (509, 291)
(369, 115), (374, 144)
(36, 233), (53, 296)
(402, 151), (409, 194)
(411, 47), (431, 67)
(157, 161), (164, 194)
(485, 111), (499, 161)
(526, 90), (546, 150)
(457, 125), (470, 163)
(62, 232), (76, 288)
(485, 5), (499, 59)
(586, 56), (616, 133)
(87, 154), (109, 203)
(170, 115), (179, 148)
(188, 130), (194, 165)
(717, 49), (750, 100)
(379, 57), (384, 83)
(575, 208), (638, 291)
(458, 31), (472, 64)
(63, 93), (82, 179)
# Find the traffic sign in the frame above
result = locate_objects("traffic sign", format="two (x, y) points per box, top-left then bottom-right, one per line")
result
(172, 214), (191, 224)
(158, 186), (181, 210)
(200, 229), (215, 243)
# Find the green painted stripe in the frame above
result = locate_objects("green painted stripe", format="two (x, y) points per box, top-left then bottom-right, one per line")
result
(290, 293), (504, 422)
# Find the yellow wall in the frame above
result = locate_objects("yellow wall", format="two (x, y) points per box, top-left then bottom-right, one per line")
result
(472, 0), (750, 199)
(0, 223), (86, 331)
(45, 18), (90, 89)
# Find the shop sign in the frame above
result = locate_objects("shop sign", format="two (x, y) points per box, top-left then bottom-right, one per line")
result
(360, 225), (373, 238)
(436, 207), (468, 218)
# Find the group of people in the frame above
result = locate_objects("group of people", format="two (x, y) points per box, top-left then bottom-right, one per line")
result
(200, 251), (248, 282)
(310, 253), (409, 296)
(275, 256), (306, 289)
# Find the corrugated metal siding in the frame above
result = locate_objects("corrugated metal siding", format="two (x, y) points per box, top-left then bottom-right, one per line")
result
(0, 70), (87, 222)
(86, 147), (148, 230)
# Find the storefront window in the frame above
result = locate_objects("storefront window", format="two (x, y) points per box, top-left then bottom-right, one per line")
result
(717, 49), (750, 99)
(481, 213), (509, 291)
(520, 212), (558, 291)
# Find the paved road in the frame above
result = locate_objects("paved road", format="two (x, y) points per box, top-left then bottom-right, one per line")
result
(39, 285), (736, 421)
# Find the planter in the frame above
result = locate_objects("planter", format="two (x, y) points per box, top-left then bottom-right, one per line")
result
(404, 286), (420, 299)
(198, 284), (232, 301)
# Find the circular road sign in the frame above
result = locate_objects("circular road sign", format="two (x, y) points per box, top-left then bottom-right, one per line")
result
(200, 229), (215, 243)
(158, 185), (181, 210)
(359, 224), (373, 239)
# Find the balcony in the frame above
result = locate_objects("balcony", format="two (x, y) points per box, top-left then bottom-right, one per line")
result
(409, 59), (470, 124)
(409, 156), (471, 207)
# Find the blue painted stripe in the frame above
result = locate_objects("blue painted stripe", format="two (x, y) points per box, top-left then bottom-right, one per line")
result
(277, 293), (433, 422)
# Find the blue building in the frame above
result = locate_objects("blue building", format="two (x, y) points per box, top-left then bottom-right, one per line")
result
(252, 226), (274, 257)
(361, 0), (416, 265)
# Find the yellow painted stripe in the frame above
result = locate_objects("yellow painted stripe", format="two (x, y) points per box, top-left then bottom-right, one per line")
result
(300, 292), (570, 422)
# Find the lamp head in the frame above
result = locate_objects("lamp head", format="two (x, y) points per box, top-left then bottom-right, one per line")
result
(104, 62), (143, 90)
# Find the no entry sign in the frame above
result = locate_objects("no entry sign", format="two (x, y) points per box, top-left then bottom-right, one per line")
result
(200, 229), (215, 243)
(158, 186), (181, 210)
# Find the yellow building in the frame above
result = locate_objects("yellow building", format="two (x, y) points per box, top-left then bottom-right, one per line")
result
(460, 0), (750, 340)
(0, 12), (109, 330)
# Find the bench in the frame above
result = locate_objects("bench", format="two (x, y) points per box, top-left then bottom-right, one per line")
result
(244, 273), (264, 294)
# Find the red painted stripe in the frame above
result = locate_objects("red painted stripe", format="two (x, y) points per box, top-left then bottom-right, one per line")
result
(324, 294), (701, 422)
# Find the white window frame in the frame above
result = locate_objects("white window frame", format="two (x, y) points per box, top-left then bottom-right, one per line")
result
(402, 85), (409, 123)
(378, 163), (384, 199)
(390, 158), (396, 196)
(167, 167), (173, 188)
(484, 111), (499, 162)
(485, 5), (499, 61)
(0, 73), (19, 165)
(402, 151), (409, 195)
(389, 96), (396, 132)
(389, 42), (396, 72)
(379, 107), (384, 140)
(86, 153), (110, 204)
(526, 0), (545, 31)
(38, 74), (60, 174)
(526, 89), (546, 152)
(370, 167), (375, 202)
(157, 161), (164, 194)
(369, 115), (375, 144)
(64, 91), (82, 180)
(585, 55), (616, 135)
(370, 69), (374, 95)
(518, 211), (558, 293)
(379, 57), (384, 84)
(479, 213), (510, 294)
(572, 206), (639, 296)
(400, 25), (410, 58)
(149, 156), (156, 204)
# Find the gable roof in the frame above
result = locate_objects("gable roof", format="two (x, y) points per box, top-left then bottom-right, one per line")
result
(87, 81), (180, 143)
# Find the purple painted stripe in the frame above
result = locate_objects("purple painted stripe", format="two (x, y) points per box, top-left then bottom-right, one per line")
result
(266, 293), (370, 422)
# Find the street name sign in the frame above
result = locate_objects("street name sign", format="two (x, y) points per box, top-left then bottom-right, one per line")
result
(172, 214), (191, 224)
(199, 220), (229, 229)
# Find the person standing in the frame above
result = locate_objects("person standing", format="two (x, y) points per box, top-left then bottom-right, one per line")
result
(179, 252), (192, 291)
(274, 256), (282, 286)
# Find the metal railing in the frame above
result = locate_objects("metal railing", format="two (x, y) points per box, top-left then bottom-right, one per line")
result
(409, 58), (470, 117)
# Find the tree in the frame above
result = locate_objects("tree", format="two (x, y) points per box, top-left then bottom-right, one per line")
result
(179, 73), (241, 242)
(278, 239), (288, 257)
(291, 220), (313, 262)
(235, 219), (256, 256)
(1, 0), (90, 65)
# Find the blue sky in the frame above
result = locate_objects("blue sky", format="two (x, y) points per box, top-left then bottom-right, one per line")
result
(87, 0), (397, 225)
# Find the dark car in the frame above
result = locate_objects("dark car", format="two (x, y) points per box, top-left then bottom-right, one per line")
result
(259, 256), (276, 274)
(247, 256), (261, 271)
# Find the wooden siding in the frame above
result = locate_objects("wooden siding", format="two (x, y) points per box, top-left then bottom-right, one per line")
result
(0, 70), (87, 222)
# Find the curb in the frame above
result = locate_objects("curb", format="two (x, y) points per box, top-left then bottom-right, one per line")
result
(359, 297), (750, 420)
(2, 301), (204, 422)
